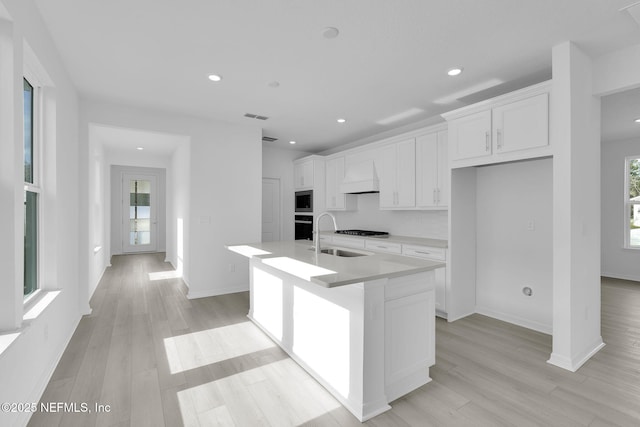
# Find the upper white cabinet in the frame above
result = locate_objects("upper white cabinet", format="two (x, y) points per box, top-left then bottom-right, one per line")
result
(416, 130), (449, 209)
(448, 110), (492, 161)
(294, 158), (315, 189)
(379, 138), (416, 209)
(325, 156), (356, 211)
(492, 93), (549, 154)
(443, 82), (551, 168)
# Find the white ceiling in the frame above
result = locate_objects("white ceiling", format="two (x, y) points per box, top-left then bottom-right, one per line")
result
(35, 0), (640, 153)
(91, 124), (187, 157)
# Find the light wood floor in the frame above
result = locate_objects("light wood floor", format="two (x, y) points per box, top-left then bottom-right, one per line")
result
(28, 253), (640, 427)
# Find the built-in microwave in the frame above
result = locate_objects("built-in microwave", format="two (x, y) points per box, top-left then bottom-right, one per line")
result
(295, 190), (313, 212)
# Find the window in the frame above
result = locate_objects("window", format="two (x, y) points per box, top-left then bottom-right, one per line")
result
(23, 77), (39, 297)
(625, 156), (640, 249)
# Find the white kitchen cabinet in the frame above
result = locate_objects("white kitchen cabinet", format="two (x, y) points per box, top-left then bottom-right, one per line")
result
(325, 156), (356, 211)
(294, 158), (315, 189)
(492, 92), (549, 155)
(379, 138), (416, 209)
(416, 130), (449, 209)
(402, 244), (447, 318)
(444, 82), (551, 168)
(448, 110), (492, 161)
(385, 288), (435, 399)
(332, 236), (366, 249)
(365, 239), (402, 254)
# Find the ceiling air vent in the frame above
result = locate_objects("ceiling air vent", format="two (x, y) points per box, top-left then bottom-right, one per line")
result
(244, 113), (269, 120)
(262, 136), (278, 142)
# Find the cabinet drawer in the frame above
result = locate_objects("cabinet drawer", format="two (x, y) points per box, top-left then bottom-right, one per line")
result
(332, 236), (365, 249)
(365, 240), (402, 254)
(402, 245), (446, 261)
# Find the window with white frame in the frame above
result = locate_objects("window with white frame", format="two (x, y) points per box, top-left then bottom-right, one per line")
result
(23, 76), (39, 297)
(625, 156), (640, 249)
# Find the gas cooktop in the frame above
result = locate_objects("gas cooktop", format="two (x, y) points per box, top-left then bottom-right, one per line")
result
(335, 229), (389, 237)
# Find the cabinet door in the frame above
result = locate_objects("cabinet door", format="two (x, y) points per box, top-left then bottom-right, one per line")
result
(493, 93), (548, 154)
(415, 133), (438, 208)
(378, 144), (397, 208)
(294, 160), (314, 189)
(396, 139), (416, 207)
(325, 157), (345, 209)
(449, 109), (492, 161)
(385, 290), (435, 384)
(379, 139), (415, 208)
(436, 130), (449, 207)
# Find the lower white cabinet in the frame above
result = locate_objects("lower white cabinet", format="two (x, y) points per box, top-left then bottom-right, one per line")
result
(332, 236), (366, 249)
(365, 240), (402, 254)
(385, 284), (435, 401)
(402, 244), (447, 318)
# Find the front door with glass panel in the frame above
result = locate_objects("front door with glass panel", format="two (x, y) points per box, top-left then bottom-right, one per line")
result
(122, 173), (157, 253)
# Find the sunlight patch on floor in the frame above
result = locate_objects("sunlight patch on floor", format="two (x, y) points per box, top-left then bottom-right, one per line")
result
(163, 321), (276, 374)
(148, 270), (182, 281)
(177, 358), (342, 426)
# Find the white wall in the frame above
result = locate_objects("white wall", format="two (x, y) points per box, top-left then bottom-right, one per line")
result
(167, 142), (190, 277)
(79, 99), (262, 300)
(0, 1), (82, 426)
(475, 158), (553, 333)
(602, 138), (640, 281)
(262, 145), (311, 241)
(332, 194), (448, 239)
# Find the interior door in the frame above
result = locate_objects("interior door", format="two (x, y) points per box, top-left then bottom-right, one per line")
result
(262, 178), (281, 242)
(122, 173), (158, 253)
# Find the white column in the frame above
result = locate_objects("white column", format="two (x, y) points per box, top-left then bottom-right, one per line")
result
(548, 42), (604, 371)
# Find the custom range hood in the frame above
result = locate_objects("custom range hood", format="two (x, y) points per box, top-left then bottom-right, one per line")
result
(339, 159), (380, 194)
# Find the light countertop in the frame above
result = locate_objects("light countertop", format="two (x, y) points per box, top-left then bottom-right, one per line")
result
(320, 232), (448, 248)
(227, 240), (445, 288)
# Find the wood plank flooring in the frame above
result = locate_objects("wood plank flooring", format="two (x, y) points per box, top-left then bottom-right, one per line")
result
(27, 254), (640, 426)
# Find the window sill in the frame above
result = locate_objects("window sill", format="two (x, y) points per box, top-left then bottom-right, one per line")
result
(23, 289), (61, 322)
(1, 290), (62, 359)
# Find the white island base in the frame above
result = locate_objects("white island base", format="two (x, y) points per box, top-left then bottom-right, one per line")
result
(248, 257), (435, 422)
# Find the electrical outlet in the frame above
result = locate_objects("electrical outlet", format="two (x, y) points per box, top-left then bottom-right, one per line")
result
(229, 264), (235, 273)
(527, 221), (535, 231)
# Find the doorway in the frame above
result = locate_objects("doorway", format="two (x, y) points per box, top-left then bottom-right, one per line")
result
(111, 165), (166, 255)
(122, 173), (158, 253)
(262, 178), (281, 242)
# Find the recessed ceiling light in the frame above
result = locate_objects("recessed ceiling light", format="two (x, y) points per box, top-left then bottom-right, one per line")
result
(337, 118), (346, 123)
(322, 27), (340, 39)
(289, 141), (296, 145)
(635, 118), (640, 123)
(447, 68), (463, 76)
(136, 147), (144, 151)
(208, 74), (222, 82)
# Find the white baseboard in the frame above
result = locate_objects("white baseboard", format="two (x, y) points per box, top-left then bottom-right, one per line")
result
(187, 285), (249, 300)
(475, 305), (552, 335)
(601, 272), (640, 283)
(548, 337), (605, 372)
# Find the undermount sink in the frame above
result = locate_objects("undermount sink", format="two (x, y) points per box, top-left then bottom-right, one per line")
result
(320, 247), (372, 257)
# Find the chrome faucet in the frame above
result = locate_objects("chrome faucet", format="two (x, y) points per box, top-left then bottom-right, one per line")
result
(315, 212), (338, 254)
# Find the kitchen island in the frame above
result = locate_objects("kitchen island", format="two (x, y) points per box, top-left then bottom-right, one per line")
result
(227, 240), (444, 421)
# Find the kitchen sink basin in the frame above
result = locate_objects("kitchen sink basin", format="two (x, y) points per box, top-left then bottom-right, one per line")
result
(320, 247), (372, 257)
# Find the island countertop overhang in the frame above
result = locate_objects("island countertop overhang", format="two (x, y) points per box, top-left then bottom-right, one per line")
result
(227, 240), (445, 288)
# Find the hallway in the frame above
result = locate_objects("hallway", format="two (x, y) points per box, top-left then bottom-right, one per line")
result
(28, 253), (640, 426)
